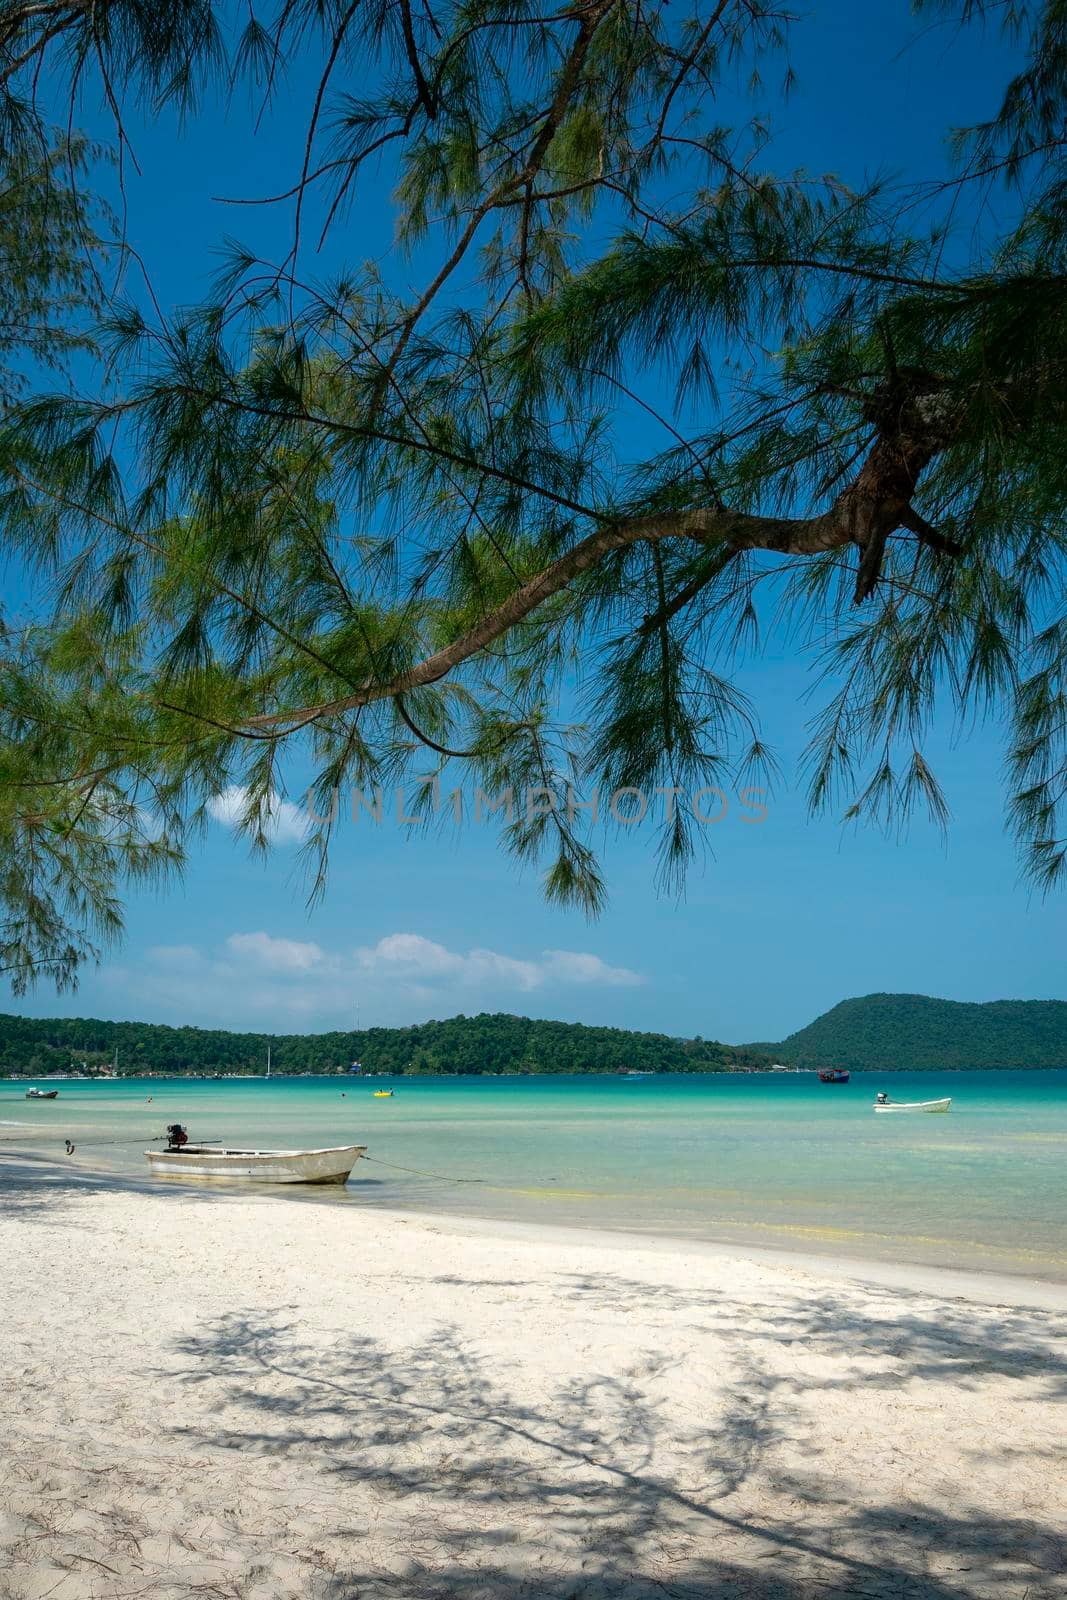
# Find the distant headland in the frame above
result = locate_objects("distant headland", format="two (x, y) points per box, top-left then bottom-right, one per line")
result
(748, 992), (1067, 1072)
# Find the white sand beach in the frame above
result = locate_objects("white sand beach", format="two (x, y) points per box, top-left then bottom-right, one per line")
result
(1, 1153), (1064, 1600)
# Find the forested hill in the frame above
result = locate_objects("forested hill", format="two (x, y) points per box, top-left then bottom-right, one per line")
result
(0, 1012), (768, 1077)
(757, 994), (1067, 1071)
(5, 994), (1065, 1076)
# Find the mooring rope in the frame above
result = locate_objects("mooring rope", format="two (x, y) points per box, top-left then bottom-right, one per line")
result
(0, 1133), (225, 1153)
(0, 1133), (148, 1149)
(360, 1153), (486, 1185)
(56, 1134), (225, 1151)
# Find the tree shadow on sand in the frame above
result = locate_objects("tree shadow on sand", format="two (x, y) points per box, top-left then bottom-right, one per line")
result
(555, 1269), (1067, 1396)
(0, 1149), (198, 1218)
(165, 1305), (1065, 1600)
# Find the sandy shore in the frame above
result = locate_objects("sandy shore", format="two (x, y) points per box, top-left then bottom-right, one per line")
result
(1, 1154), (1064, 1600)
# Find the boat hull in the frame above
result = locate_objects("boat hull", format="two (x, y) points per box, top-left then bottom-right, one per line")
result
(146, 1144), (367, 1184)
(874, 1099), (951, 1113)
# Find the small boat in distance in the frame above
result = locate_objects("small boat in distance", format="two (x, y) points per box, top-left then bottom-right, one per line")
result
(25, 1087), (59, 1099)
(817, 1068), (850, 1084)
(146, 1125), (365, 1184)
(874, 1096), (951, 1114)
(372, 1089), (395, 1097)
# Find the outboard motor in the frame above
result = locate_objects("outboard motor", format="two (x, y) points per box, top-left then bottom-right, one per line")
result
(165, 1123), (189, 1150)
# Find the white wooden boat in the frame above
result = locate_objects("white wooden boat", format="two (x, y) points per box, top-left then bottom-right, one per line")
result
(873, 1098), (951, 1114)
(146, 1143), (366, 1183)
(25, 1087), (59, 1099)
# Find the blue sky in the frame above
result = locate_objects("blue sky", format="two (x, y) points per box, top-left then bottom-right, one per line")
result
(7, 1), (1066, 1044)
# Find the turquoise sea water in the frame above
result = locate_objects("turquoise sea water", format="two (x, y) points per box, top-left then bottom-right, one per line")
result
(3, 1070), (1066, 1278)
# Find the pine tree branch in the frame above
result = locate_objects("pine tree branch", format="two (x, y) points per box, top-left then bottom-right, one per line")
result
(246, 405), (956, 729)
(636, 554), (732, 636)
(381, 0), (620, 372)
(399, 0), (436, 118)
(898, 505), (962, 558)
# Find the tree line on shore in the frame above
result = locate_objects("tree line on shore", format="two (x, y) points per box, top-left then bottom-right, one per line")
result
(6, 995), (1064, 1077)
(0, 1012), (768, 1077)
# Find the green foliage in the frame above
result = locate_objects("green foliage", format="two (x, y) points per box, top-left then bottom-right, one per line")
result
(0, 1010), (768, 1075)
(757, 993), (1067, 1072)
(0, 623), (183, 993)
(7, 994), (1063, 1074)
(1, 3), (1067, 992)
(0, 134), (107, 404)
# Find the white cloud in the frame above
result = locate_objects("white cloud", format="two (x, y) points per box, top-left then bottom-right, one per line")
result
(360, 932), (464, 978)
(102, 928), (643, 1027)
(227, 931), (323, 972)
(353, 933), (541, 989)
(541, 949), (643, 987)
(351, 933), (641, 991)
(206, 784), (310, 845)
(146, 944), (204, 971)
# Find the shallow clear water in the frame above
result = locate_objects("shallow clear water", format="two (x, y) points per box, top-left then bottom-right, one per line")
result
(4, 1070), (1066, 1278)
